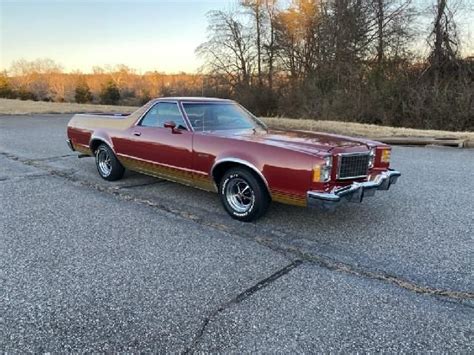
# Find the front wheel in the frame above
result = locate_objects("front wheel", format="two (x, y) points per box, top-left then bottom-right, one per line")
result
(219, 167), (270, 222)
(95, 143), (125, 181)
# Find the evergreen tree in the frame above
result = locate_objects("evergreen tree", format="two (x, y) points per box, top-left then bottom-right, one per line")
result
(99, 80), (121, 105)
(74, 81), (93, 103)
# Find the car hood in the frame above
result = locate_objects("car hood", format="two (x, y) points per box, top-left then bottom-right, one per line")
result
(216, 129), (370, 154)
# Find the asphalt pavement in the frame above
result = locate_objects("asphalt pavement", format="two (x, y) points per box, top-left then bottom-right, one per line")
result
(1, 114), (473, 352)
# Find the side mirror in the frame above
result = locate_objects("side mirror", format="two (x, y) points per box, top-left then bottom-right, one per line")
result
(164, 121), (180, 134)
(164, 121), (176, 129)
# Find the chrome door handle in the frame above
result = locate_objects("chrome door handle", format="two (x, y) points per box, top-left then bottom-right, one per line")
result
(133, 131), (141, 136)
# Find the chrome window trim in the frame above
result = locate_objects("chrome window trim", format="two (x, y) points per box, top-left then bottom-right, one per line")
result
(179, 100), (233, 105)
(180, 101), (265, 132)
(336, 151), (370, 180)
(134, 100), (192, 131)
(134, 99), (164, 126)
(178, 101), (195, 133)
(177, 101), (194, 132)
(237, 103), (268, 130)
(180, 101), (234, 133)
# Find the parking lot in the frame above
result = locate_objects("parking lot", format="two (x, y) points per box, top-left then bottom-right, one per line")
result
(1, 114), (473, 352)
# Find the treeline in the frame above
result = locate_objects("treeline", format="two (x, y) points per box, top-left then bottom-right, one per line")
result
(1, 0), (473, 131)
(0, 60), (204, 106)
(197, 0), (473, 131)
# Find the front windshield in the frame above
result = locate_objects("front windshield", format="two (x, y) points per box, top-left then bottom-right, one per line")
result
(181, 102), (265, 132)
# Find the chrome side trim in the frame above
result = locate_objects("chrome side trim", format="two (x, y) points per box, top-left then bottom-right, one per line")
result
(308, 169), (401, 210)
(117, 152), (202, 175)
(89, 136), (114, 151)
(210, 158), (270, 192)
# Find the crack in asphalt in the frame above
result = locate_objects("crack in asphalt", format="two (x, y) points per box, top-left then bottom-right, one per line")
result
(2, 151), (473, 304)
(0, 173), (51, 182)
(286, 247), (474, 303)
(115, 180), (168, 189)
(25, 154), (76, 162)
(182, 260), (303, 354)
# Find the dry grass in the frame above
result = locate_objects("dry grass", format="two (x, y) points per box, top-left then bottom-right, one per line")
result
(1, 98), (472, 140)
(0, 98), (137, 115)
(262, 117), (474, 140)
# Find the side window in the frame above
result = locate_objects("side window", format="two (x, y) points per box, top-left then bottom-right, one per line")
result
(182, 103), (254, 131)
(139, 102), (187, 130)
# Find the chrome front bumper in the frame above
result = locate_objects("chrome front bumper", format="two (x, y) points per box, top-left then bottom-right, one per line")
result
(307, 169), (401, 209)
(66, 139), (75, 151)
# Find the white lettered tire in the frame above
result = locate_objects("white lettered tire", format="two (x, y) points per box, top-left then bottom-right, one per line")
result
(219, 167), (270, 222)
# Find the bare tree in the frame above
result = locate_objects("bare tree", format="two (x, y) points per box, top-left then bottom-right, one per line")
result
(264, 0), (279, 90)
(241, 0), (280, 90)
(196, 10), (255, 90)
(428, 0), (460, 85)
(3, 0), (473, 131)
(274, 0), (321, 79)
(369, 0), (414, 64)
(9, 58), (63, 100)
(241, 0), (265, 86)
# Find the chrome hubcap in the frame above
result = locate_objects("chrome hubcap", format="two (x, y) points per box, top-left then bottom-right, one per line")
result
(97, 149), (112, 177)
(225, 178), (255, 213)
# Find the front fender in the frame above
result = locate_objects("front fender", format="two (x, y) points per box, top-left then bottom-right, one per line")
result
(211, 155), (269, 191)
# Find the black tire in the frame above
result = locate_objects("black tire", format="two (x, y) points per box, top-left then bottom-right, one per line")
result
(95, 143), (125, 181)
(219, 167), (270, 222)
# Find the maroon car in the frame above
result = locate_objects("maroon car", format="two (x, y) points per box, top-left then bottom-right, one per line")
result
(66, 97), (400, 221)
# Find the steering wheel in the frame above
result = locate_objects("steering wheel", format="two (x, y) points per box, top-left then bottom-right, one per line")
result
(190, 118), (203, 128)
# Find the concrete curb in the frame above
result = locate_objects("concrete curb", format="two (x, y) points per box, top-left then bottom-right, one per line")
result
(464, 140), (474, 148)
(298, 130), (472, 148)
(372, 137), (471, 148)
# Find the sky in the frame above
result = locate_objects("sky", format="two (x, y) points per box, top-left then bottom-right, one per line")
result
(1, 0), (473, 74)
(0, 0), (234, 73)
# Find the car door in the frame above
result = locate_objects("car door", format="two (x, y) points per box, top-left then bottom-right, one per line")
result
(114, 101), (194, 184)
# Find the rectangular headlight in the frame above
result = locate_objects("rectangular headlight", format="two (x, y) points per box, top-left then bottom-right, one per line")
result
(324, 156), (332, 168)
(368, 148), (376, 168)
(321, 167), (331, 182)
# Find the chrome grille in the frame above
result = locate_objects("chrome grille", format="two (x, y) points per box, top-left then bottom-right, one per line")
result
(338, 153), (370, 180)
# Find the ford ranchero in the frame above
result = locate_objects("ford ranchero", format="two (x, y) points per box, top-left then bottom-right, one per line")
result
(66, 97), (401, 221)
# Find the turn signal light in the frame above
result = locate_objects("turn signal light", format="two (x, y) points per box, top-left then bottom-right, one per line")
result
(313, 166), (321, 182)
(381, 149), (391, 163)
(313, 165), (331, 182)
(313, 159), (332, 182)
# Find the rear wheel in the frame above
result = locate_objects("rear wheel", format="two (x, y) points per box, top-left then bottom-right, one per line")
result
(95, 143), (124, 181)
(219, 167), (270, 222)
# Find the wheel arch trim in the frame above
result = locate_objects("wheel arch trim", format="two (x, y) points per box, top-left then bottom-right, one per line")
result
(89, 134), (114, 153)
(210, 158), (271, 196)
